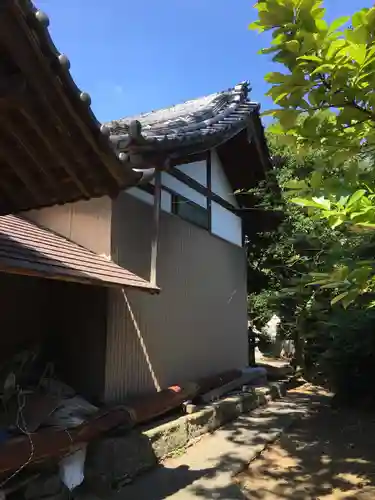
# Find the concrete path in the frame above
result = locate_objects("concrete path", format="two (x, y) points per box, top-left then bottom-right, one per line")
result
(115, 392), (311, 499)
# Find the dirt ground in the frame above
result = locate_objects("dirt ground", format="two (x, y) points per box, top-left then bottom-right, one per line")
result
(235, 384), (375, 499)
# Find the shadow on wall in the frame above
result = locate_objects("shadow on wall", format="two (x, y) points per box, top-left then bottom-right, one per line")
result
(105, 288), (162, 402)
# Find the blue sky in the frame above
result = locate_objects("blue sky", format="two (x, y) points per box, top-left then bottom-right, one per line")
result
(36, 0), (372, 123)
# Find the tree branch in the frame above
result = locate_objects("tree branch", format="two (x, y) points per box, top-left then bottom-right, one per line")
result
(318, 74), (375, 121)
(341, 119), (372, 130)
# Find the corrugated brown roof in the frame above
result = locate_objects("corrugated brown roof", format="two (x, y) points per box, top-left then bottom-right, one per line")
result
(0, 215), (158, 292)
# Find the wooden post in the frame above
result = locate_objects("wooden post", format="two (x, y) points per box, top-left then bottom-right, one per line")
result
(150, 169), (161, 287)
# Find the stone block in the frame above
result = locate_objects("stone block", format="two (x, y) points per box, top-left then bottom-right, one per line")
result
(242, 391), (259, 413)
(213, 396), (243, 426)
(186, 406), (218, 439)
(145, 416), (188, 459)
(254, 386), (271, 406)
(269, 382), (286, 399)
(257, 361), (293, 380)
(85, 430), (156, 492)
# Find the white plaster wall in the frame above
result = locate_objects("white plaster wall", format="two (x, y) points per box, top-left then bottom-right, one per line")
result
(211, 149), (239, 208)
(175, 159), (207, 186)
(211, 201), (242, 247)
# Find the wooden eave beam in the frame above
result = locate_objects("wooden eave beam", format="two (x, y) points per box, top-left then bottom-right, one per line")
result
(0, 132), (44, 205)
(0, 2), (128, 195)
(19, 104), (95, 199)
(6, 113), (60, 194)
(16, 1), (131, 186)
(0, 72), (27, 109)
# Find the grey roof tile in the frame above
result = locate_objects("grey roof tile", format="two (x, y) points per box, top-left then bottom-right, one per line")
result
(106, 82), (259, 149)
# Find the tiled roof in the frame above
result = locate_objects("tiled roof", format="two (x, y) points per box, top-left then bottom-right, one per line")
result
(107, 82), (259, 152)
(0, 215), (158, 292)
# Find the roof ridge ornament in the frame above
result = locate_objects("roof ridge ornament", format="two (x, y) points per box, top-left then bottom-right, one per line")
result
(129, 120), (143, 140)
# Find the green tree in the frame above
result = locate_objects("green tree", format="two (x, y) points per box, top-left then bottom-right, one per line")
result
(251, 0), (375, 306)
(248, 135), (375, 393)
(247, 135), (342, 368)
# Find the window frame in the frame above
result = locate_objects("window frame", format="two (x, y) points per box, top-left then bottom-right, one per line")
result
(171, 192), (210, 230)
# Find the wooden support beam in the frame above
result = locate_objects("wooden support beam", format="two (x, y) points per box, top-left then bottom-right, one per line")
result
(206, 150), (212, 231)
(150, 170), (161, 287)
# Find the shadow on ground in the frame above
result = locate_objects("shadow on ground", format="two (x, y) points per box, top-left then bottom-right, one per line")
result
(114, 390), (309, 499)
(236, 387), (375, 499)
(114, 386), (375, 499)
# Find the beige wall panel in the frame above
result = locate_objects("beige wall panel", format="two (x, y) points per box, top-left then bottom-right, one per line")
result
(25, 196), (112, 257)
(105, 193), (247, 401)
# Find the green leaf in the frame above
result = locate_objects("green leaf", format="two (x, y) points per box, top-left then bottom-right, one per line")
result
(274, 92), (290, 104)
(284, 179), (308, 190)
(326, 39), (346, 60)
(310, 171), (322, 189)
(285, 40), (300, 53)
(258, 10), (281, 27)
(328, 16), (350, 33)
(331, 291), (349, 305)
(347, 44), (367, 65)
(316, 19), (328, 31)
(347, 26), (368, 44)
(259, 47), (279, 55)
(309, 272), (331, 278)
(279, 109), (299, 128)
(261, 109), (280, 117)
(272, 33), (286, 46)
(320, 282), (346, 289)
(312, 196), (331, 209)
(249, 21), (263, 32)
(329, 214), (346, 229)
(352, 10), (368, 28)
(265, 72), (289, 84)
(306, 280), (332, 286)
(333, 150), (351, 168)
(291, 197), (330, 210)
(297, 55), (322, 63)
(346, 189), (367, 208)
(342, 290), (359, 308)
(310, 64), (335, 76)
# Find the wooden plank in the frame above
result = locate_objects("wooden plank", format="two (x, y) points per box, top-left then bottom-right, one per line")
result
(0, 408), (130, 474)
(150, 170), (161, 287)
(206, 150), (212, 231)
